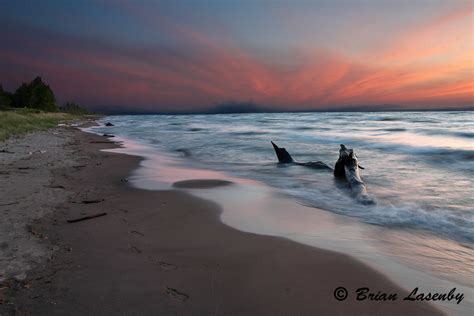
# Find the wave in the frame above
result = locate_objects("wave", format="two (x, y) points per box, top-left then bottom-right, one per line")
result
(455, 131), (474, 138)
(380, 128), (407, 132)
(282, 132), (473, 163)
(292, 126), (316, 131)
(175, 148), (192, 157)
(372, 116), (439, 123)
(374, 117), (400, 121)
(419, 129), (474, 139)
(408, 119), (439, 123)
(231, 131), (268, 136)
(287, 187), (474, 244)
(427, 149), (474, 162)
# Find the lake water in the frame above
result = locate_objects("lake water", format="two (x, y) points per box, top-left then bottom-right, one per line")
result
(92, 112), (473, 244)
(87, 111), (473, 313)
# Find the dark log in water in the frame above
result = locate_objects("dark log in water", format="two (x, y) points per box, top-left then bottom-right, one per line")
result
(271, 142), (374, 204)
(336, 144), (374, 205)
(296, 161), (333, 170)
(271, 141), (294, 163)
(271, 141), (332, 170)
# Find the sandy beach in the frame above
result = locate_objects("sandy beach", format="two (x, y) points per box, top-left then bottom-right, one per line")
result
(0, 124), (446, 315)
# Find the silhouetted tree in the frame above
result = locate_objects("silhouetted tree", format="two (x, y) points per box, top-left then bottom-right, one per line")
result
(13, 77), (57, 111)
(12, 83), (31, 108)
(30, 77), (57, 111)
(0, 85), (13, 109)
(60, 102), (89, 115)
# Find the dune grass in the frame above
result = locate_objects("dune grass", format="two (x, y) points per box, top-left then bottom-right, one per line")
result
(0, 109), (72, 141)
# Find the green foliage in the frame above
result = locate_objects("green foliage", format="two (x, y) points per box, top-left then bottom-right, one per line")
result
(0, 85), (12, 109)
(2, 75), (88, 116)
(0, 76), (87, 141)
(0, 110), (71, 141)
(12, 83), (31, 108)
(60, 102), (90, 115)
(12, 76), (58, 111)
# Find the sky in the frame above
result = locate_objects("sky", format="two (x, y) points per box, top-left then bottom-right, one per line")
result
(0, 0), (473, 112)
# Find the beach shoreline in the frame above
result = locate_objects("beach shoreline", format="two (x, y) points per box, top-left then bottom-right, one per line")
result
(0, 126), (445, 315)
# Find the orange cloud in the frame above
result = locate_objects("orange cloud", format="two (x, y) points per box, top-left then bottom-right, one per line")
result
(1, 4), (472, 111)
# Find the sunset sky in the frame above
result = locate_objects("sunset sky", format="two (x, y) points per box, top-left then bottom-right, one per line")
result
(0, 0), (473, 112)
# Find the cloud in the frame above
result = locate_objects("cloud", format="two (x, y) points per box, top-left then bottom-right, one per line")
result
(0, 3), (472, 111)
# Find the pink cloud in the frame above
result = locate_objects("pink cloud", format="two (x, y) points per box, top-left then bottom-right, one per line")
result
(0, 5), (472, 111)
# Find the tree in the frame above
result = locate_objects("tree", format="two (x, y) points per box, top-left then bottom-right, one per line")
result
(29, 77), (57, 111)
(0, 85), (12, 109)
(12, 83), (32, 108)
(13, 76), (58, 111)
(60, 102), (89, 115)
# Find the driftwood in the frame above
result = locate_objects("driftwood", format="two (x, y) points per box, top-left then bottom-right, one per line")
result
(66, 212), (107, 223)
(81, 199), (104, 204)
(271, 141), (294, 163)
(271, 141), (374, 204)
(45, 185), (65, 189)
(271, 142), (332, 170)
(335, 144), (374, 204)
(165, 287), (189, 302)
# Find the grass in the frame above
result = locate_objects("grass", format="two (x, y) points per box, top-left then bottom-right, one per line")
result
(0, 109), (73, 141)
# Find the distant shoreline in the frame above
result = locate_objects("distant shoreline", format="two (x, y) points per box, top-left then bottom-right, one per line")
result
(91, 108), (474, 116)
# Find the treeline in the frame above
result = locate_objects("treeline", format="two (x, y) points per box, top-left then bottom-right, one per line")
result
(0, 76), (89, 114)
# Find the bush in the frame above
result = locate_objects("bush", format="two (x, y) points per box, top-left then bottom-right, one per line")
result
(60, 102), (90, 115)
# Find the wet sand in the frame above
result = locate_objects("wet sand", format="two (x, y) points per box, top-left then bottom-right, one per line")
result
(172, 179), (233, 189)
(0, 127), (443, 315)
